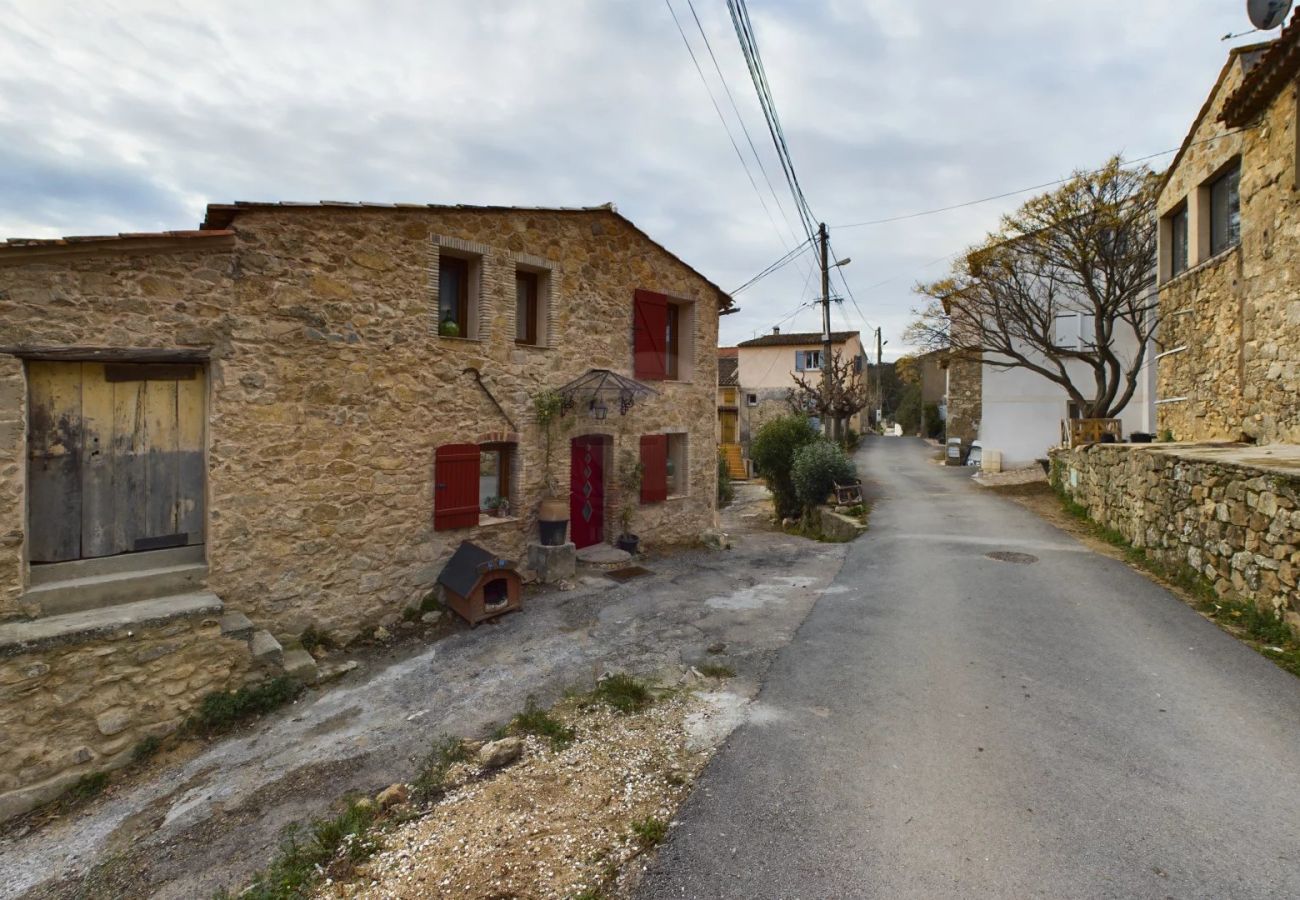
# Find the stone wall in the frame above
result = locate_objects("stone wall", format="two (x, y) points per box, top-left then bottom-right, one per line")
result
(0, 207), (722, 640)
(1156, 55), (1300, 444)
(945, 351), (982, 447)
(0, 606), (252, 819)
(1053, 443), (1299, 636)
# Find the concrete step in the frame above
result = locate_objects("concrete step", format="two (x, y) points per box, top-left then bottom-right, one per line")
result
(0, 592), (224, 656)
(23, 564), (208, 617)
(28, 545), (205, 586)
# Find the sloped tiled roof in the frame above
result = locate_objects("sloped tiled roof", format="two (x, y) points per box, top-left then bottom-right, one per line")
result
(737, 330), (858, 348)
(201, 201), (734, 310)
(1221, 12), (1300, 126)
(718, 356), (739, 386)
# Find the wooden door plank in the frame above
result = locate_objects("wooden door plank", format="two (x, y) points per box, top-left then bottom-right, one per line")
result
(79, 362), (116, 558)
(26, 361), (83, 562)
(143, 378), (180, 545)
(176, 367), (206, 545)
(113, 379), (147, 554)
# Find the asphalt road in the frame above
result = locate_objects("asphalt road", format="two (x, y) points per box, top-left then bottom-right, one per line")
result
(638, 436), (1300, 899)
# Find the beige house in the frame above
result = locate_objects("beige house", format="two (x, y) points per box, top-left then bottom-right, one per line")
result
(735, 328), (866, 443)
(1155, 28), (1300, 444)
(0, 201), (729, 819)
(717, 348), (746, 480)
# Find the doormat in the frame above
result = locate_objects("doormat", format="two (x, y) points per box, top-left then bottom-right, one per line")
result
(605, 566), (652, 582)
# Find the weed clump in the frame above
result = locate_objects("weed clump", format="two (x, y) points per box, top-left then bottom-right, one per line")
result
(131, 735), (162, 763)
(184, 676), (302, 737)
(590, 674), (653, 714)
(225, 797), (379, 900)
(696, 663), (735, 679)
(410, 735), (471, 803)
(66, 771), (109, 805)
(630, 815), (668, 847)
(509, 697), (577, 749)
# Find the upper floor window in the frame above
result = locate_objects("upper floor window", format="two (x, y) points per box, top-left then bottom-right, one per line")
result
(1208, 162), (1241, 256)
(1168, 203), (1189, 276)
(433, 235), (489, 340)
(633, 289), (694, 381)
(515, 270), (540, 345)
(794, 349), (822, 372)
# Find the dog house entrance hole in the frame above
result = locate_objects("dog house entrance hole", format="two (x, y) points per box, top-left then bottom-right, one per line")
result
(483, 577), (510, 610)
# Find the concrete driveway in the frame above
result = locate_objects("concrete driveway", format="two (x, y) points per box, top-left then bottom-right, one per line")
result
(638, 436), (1300, 899)
(1, 484), (848, 899)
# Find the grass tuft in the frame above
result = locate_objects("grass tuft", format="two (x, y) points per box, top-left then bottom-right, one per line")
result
(183, 676), (303, 738)
(509, 697), (577, 749)
(298, 626), (335, 654)
(131, 735), (162, 763)
(222, 797), (380, 900)
(590, 674), (653, 714)
(630, 815), (668, 847)
(66, 771), (109, 805)
(410, 735), (471, 804)
(696, 663), (735, 679)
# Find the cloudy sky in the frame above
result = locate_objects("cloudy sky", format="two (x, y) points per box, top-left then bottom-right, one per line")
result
(0, 0), (1269, 354)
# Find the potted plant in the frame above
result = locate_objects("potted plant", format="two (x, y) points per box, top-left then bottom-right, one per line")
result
(615, 452), (644, 554)
(483, 496), (509, 518)
(439, 310), (460, 337)
(534, 390), (569, 545)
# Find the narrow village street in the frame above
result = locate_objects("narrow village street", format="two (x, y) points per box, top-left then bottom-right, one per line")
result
(638, 436), (1300, 900)
(0, 492), (848, 899)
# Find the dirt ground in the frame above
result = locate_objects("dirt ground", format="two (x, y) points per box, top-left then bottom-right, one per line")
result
(320, 688), (737, 900)
(1, 482), (848, 900)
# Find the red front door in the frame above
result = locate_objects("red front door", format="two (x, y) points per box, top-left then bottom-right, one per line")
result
(570, 436), (605, 549)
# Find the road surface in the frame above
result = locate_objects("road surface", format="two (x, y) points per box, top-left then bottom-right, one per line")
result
(638, 436), (1300, 899)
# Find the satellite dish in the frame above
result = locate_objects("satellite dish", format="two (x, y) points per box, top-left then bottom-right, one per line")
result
(1247, 0), (1292, 30)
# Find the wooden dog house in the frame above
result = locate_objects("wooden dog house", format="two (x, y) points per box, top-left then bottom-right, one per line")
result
(437, 541), (522, 626)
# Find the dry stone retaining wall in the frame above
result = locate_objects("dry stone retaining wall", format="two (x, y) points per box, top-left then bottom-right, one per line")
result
(0, 610), (252, 820)
(1053, 443), (1300, 636)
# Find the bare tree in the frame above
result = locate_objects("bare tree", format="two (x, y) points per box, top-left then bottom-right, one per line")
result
(787, 349), (870, 442)
(912, 157), (1158, 419)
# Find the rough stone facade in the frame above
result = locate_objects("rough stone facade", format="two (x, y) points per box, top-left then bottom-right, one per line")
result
(1156, 45), (1300, 444)
(1053, 443), (1299, 637)
(0, 206), (725, 641)
(944, 351), (982, 447)
(0, 608), (252, 819)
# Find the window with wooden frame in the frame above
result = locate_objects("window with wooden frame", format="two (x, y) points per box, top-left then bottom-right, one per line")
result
(633, 290), (693, 381)
(1166, 203), (1189, 277)
(515, 269), (540, 345)
(478, 443), (515, 517)
(1208, 161), (1241, 256)
(438, 255), (472, 338)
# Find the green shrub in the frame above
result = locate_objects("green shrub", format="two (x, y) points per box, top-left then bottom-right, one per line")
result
(895, 383), (922, 434)
(184, 676), (302, 737)
(410, 736), (471, 803)
(231, 797), (380, 900)
(716, 452), (734, 507)
(749, 415), (819, 519)
(791, 440), (857, 518)
(923, 403), (943, 439)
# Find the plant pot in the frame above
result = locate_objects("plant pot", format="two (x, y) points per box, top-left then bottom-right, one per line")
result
(616, 534), (639, 554)
(537, 496), (569, 546)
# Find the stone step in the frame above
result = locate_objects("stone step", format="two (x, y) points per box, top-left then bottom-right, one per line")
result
(218, 610), (256, 642)
(28, 545), (205, 586)
(250, 629), (284, 668)
(0, 592), (224, 657)
(281, 648), (320, 684)
(576, 544), (633, 569)
(22, 564), (208, 618)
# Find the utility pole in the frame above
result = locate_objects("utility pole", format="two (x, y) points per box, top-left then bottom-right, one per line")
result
(819, 221), (833, 438)
(875, 326), (883, 428)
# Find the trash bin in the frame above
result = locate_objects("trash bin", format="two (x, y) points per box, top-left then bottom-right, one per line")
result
(946, 437), (963, 466)
(966, 441), (983, 467)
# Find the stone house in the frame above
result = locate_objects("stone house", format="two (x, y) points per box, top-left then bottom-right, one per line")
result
(735, 328), (866, 443)
(0, 201), (729, 819)
(1154, 29), (1300, 444)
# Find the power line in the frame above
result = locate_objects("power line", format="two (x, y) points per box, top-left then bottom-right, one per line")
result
(831, 129), (1254, 230)
(731, 236), (814, 294)
(684, 0), (805, 250)
(663, 0), (792, 256)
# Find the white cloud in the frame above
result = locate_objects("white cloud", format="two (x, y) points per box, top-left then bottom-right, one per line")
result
(0, 0), (1261, 353)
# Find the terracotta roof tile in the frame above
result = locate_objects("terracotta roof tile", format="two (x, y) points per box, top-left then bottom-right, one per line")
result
(1221, 12), (1300, 126)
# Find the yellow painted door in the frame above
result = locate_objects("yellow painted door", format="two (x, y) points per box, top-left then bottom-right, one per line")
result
(27, 361), (206, 562)
(719, 410), (739, 444)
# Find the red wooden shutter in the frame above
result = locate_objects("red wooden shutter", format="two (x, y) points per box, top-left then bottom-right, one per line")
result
(434, 444), (480, 530)
(639, 434), (668, 504)
(633, 289), (668, 380)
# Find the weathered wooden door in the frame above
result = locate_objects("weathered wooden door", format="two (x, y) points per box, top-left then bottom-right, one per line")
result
(27, 361), (206, 563)
(569, 436), (605, 549)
